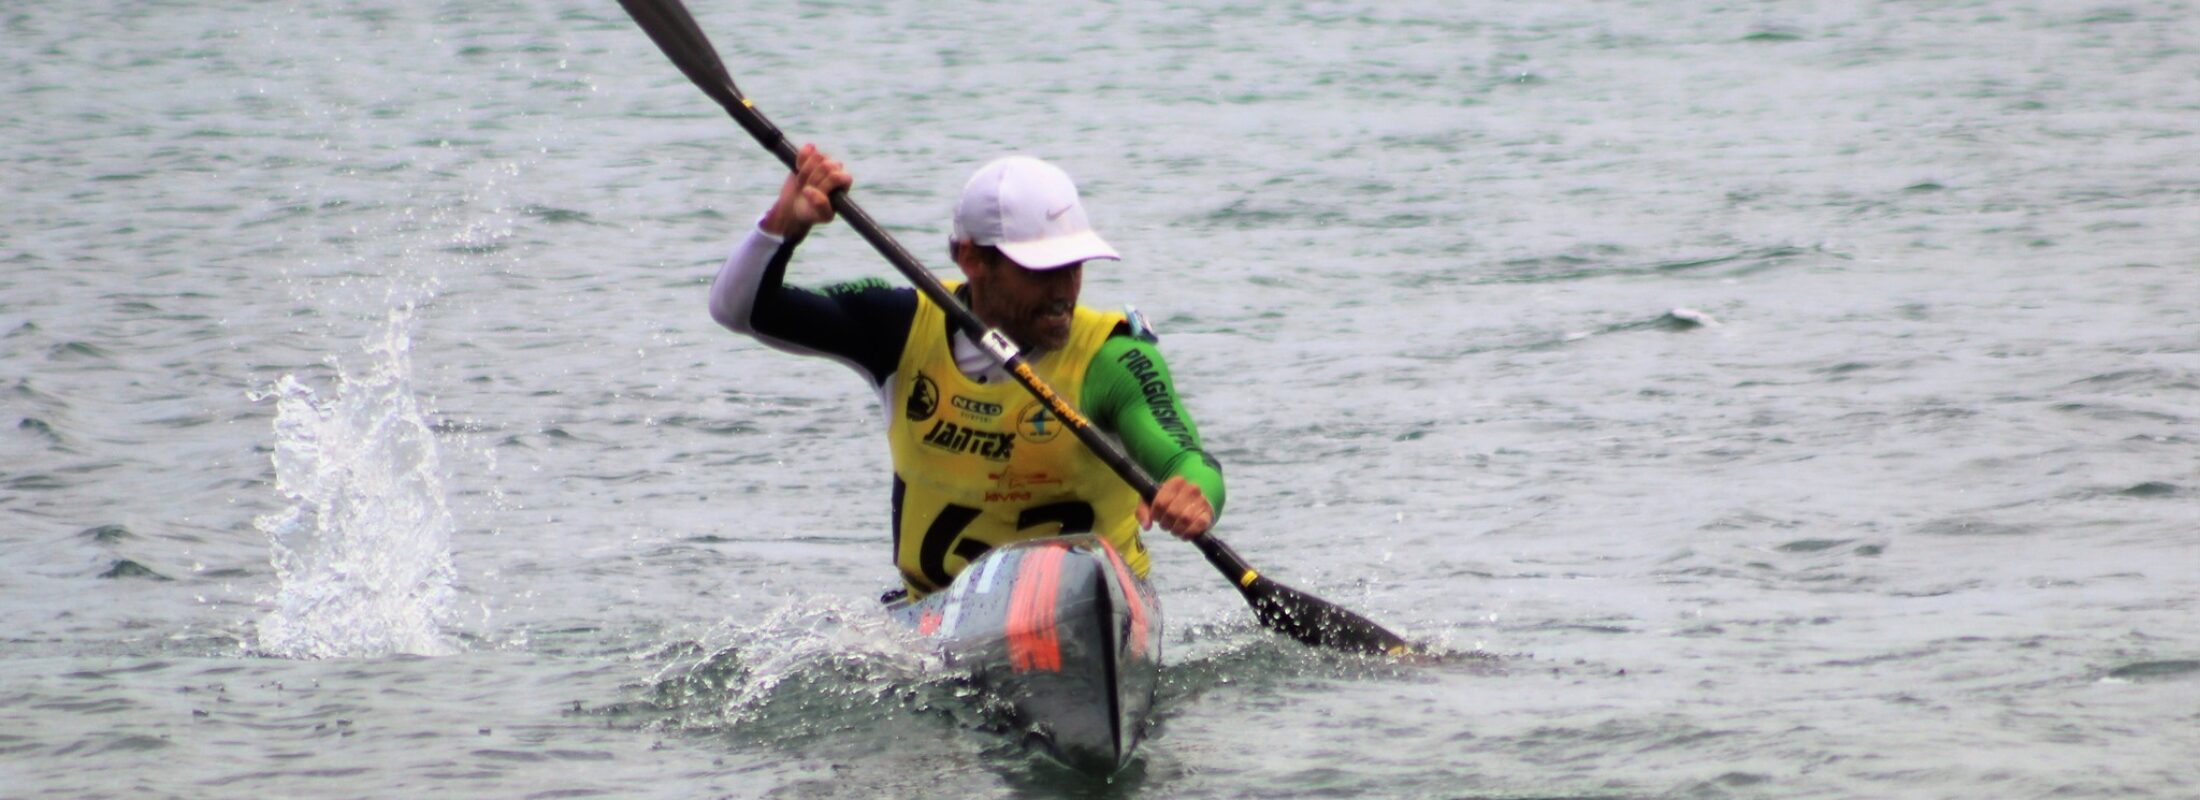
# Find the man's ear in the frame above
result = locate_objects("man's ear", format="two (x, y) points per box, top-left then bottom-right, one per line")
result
(951, 239), (986, 280)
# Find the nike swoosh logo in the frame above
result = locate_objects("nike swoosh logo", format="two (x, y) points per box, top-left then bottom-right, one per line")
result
(1046, 203), (1075, 220)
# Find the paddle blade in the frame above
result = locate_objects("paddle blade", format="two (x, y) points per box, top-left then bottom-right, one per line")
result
(616, 0), (795, 166)
(1190, 535), (1416, 656)
(618, 0), (737, 99)
(1243, 577), (1417, 656)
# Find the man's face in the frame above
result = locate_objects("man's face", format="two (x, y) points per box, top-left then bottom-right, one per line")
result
(967, 249), (1083, 352)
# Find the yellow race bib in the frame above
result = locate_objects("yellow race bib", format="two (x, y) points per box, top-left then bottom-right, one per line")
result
(886, 285), (1144, 595)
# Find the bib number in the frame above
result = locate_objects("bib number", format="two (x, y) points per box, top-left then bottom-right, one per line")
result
(915, 501), (1095, 591)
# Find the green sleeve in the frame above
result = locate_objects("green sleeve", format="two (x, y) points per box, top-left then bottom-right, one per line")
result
(1083, 333), (1226, 517)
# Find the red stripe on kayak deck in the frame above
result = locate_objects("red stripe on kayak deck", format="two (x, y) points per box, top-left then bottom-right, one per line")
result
(1006, 544), (1066, 672)
(1098, 539), (1149, 659)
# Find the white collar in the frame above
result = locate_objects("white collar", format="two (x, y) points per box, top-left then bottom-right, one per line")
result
(950, 329), (1045, 384)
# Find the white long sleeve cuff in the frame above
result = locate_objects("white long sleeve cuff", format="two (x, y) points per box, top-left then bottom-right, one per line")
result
(708, 220), (785, 333)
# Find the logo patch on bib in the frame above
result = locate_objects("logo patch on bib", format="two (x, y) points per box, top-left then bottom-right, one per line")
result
(1017, 402), (1063, 443)
(906, 374), (940, 421)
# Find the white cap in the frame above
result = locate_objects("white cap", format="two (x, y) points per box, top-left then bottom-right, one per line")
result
(951, 156), (1120, 270)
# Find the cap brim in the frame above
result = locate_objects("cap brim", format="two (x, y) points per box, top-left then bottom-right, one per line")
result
(998, 230), (1120, 270)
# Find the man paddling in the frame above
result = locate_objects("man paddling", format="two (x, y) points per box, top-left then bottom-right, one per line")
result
(710, 144), (1224, 597)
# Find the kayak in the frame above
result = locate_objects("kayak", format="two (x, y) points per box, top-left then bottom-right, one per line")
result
(886, 533), (1163, 774)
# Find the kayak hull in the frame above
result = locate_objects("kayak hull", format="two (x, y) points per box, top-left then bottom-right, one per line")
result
(888, 534), (1162, 774)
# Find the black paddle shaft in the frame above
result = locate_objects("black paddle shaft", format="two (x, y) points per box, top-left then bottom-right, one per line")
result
(617, 0), (1415, 656)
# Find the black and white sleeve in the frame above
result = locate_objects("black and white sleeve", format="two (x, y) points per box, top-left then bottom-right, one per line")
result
(708, 224), (916, 387)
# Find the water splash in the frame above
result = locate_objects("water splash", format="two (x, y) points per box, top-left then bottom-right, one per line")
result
(647, 599), (970, 744)
(251, 305), (457, 659)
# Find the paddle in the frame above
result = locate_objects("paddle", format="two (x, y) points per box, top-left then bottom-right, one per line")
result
(616, 0), (1417, 657)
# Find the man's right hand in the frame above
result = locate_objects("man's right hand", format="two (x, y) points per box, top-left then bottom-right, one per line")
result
(760, 143), (853, 238)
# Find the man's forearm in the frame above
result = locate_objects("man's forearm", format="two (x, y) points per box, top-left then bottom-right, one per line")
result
(1089, 336), (1227, 515)
(709, 222), (791, 333)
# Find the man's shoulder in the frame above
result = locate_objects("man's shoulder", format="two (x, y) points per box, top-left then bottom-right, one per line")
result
(818, 277), (906, 298)
(1094, 304), (1159, 347)
(810, 278), (917, 322)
